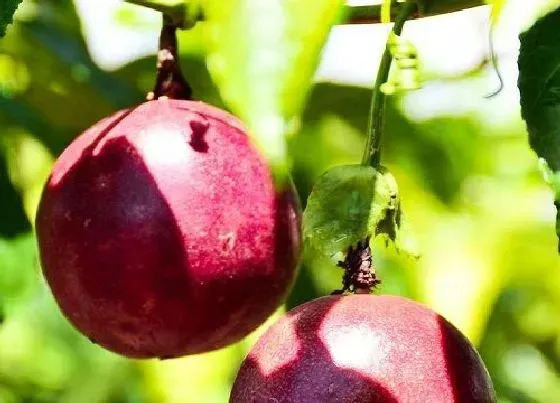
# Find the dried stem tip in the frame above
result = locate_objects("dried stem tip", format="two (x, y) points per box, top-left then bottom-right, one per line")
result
(332, 237), (380, 295)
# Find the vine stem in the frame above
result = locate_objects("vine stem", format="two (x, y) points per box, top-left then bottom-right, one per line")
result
(361, 1), (417, 167)
(124, 0), (485, 27)
(345, 1), (484, 25)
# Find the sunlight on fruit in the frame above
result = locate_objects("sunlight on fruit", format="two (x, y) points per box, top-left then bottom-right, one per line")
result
(326, 323), (386, 370)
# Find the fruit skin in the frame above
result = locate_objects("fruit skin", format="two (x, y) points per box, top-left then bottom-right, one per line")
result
(230, 294), (496, 403)
(35, 99), (301, 358)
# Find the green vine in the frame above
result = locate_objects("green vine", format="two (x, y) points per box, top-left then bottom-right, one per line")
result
(361, 1), (418, 168)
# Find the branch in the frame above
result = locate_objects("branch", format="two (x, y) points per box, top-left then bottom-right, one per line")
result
(124, 0), (200, 27)
(343, 1), (486, 25)
(123, 0), (487, 27)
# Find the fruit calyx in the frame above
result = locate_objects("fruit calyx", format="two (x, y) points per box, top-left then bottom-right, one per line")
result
(147, 14), (192, 101)
(333, 236), (380, 295)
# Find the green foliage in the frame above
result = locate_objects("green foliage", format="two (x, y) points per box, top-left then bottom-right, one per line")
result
(0, 0), (22, 37)
(303, 164), (417, 270)
(203, 0), (344, 184)
(303, 165), (376, 266)
(518, 5), (560, 250)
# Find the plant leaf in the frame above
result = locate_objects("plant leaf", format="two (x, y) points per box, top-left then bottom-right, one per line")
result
(518, 6), (560, 252)
(304, 165), (376, 265)
(0, 0), (23, 37)
(203, 0), (344, 184)
(303, 165), (418, 268)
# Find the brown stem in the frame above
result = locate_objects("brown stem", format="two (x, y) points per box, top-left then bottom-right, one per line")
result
(147, 15), (192, 101)
(127, 1), (487, 28)
(332, 237), (381, 295)
(342, 1), (485, 25)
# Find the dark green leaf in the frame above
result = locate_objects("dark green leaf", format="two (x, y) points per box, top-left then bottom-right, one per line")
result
(518, 6), (560, 251)
(303, 165), (376, 265)
(0, 0), (22, 37)
(303, 164), (418, 269)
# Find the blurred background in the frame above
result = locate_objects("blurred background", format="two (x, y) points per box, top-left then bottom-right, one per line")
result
(1, 0), (560, 401)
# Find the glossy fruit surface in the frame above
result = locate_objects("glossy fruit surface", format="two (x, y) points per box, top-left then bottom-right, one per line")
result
(230, 294), (495, 402)
(36, 99), (301, 358)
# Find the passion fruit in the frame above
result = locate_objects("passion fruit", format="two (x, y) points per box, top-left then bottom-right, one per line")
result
(230, 294), (495, 402)
(36, 99), (301, 358)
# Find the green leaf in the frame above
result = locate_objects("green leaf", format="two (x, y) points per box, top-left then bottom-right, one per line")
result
(0, 0), (23, 37)
(203, 0), (344, 185)
(304, 165), (375, 264)
(303, 164), (418, 268)
(518, 6), (560, 251)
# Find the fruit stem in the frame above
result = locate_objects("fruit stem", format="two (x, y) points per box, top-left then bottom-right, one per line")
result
(147, 14), (193, 101)
(361, 1), (417, 168)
